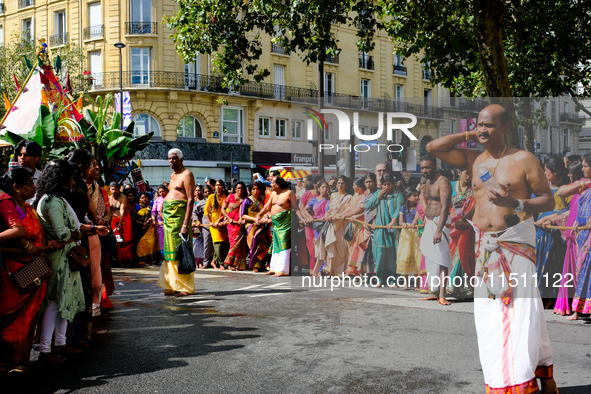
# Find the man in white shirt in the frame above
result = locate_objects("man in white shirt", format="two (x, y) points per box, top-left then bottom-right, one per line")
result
(15, 140), (43, 204)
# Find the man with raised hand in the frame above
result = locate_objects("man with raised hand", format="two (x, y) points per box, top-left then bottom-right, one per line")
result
(427, 104), (558, 394)
(157, 148), (196, 297)
(418, 155), (452, 305)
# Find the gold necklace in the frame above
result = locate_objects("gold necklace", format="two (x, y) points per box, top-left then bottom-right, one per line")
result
(486, 145), (507, 177)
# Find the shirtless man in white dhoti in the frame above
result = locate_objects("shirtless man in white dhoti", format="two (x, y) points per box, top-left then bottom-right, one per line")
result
(427, 104), (558, 394)
(418, 155), (452, 305)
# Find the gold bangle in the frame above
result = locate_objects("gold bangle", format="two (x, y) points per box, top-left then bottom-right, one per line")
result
(465, 131), (469, 141)
(182, 224), (187, 228)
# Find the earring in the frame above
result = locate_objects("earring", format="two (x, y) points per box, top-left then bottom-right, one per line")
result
(16, 189), (21, 195)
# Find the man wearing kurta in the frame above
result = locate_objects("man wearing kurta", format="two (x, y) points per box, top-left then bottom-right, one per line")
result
(157, 149), (196, 297)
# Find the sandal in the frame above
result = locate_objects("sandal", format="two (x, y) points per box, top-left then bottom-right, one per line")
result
(39, 352), (66, 364)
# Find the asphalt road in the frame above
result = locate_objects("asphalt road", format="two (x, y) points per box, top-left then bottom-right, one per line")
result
(3, 267), (591, 393)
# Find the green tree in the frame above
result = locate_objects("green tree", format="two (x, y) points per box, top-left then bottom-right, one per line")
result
(0, 30), (87, 119)
(378, 0), (591, 151)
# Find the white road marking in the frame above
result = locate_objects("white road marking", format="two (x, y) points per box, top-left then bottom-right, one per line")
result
(109, 308), (140, 313)
(183, 300), (214, 305)
(250, 292), (283, 298)
(263, 282), (290, 289)
(234, 285), (263, 291)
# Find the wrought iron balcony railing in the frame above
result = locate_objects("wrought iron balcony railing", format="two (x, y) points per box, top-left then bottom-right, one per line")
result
(393, 65), (407, 76)
(325, 54), (339, 64)
(271, 43), (287, 55)
(560, 112), (586, 124)
(19, 0), (33, 9)
(359, 55), (374, 70)
(125, 22), (157, 35)
(88, 71), (444, 119)
(49, 33), (68, 47)
(0, 3), (5, 14)
(83, 25), (104, 40)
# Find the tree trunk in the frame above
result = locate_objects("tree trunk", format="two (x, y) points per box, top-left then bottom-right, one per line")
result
(473, 0), (519, 148)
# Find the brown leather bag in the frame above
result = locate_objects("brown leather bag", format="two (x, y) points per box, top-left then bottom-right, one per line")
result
(5, 255), (53, 293)
(68, 245), (91, 271)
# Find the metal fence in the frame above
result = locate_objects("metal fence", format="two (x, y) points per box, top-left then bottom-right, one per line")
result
(49, 33), (68, 47)
(125, 22), (157, 35)
(393, 65), (407, 76)
(18, 0), (33, 8)
(83, 25), (104, 40)
(89, 71), (443, 118)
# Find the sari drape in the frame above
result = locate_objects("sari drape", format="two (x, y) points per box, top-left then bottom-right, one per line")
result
(241, 196), (270, 270)
(135, 204), (160, 264)
(345, 192), (368, 276)
(396, 205), (421, 276)
(310, 197), (330, 275)
(324, 193), (352, 276)
(300, 190), (317, 270)
(446, 186), (476, 297)
(0, 197), (46, 367)
(223, 194), (247, 269)
(572, 188), (591, 314)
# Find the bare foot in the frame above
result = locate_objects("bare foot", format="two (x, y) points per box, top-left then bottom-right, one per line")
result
(420, 296), (438, 301)
(402, 286), (410, 291)
(39, 352), (66, 364)
(566, 311), (579, 321)
(228, 266), (236, 271)
(273, 273), (288, 277)
(388, 283), (398, 289)
(438, 298), (451, 306)
(414, 287), (420, 292)
(174, 291), (193, 297)
(164, 289), (175, 296)
(253, 268), (259, 273)
(539, 377), (559, 394)
(219, 265), (226, 270)
(264, 271), (275, 276)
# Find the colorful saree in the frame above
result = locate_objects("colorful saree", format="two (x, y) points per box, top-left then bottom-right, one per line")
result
(535, 185), (568, 300)
(365, 190), (404, 285)
(223, 194), (248, 269)
(446, 183), (476, 297)
(554, 192), (581, 315)
(241, 196), (270, 270)
(309, 196), (330, 275)
(396, 205), (421, 276)
(345, 191), (368, 276)
(300, 190), (318, 270)
(572, 188), (591, 314)
(416, 200), (429, 293)
(135, 203), (160, 264)
(358, 190), (377, 274)
(324, 192), (352, 275)
(0, 195), (45, 368)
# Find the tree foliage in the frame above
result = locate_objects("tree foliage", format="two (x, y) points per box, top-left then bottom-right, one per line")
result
(0, 30), (87, 119)
(164, 0), (381, 87)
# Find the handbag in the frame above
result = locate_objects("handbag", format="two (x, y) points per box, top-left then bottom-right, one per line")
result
(343, 222), (355, 242)
(312, 221), (325, 234)
(68, 245), (91, 271)
(177, 233), (196, 275)
(4, 255), (52, 293)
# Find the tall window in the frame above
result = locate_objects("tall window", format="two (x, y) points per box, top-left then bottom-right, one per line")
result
(89, 50), (102, 86)
(177, 116), (202, 139)
(292, 120), (302, 139)
(361, 79), (371, 110)
(0, 26), (4, 47)
(87, 2), (103, 39)
(273, 65), (285, 100)
(393, 54), (406, 75)
(53, 11), (66, 46)
(133, 114), (161, 137)
(424, 89), (432, 116)
(450, 120), (455, 136)
(259, 117), (270, 137)
(324, 72), (334, 104)
(184, 54), (200, 89)
(551, 100), (557, 122)
(131, 0), (151, 22)
(131, 47), (151, 84)
(22, 18), (33, 42)
(221, 107), (243, 143)
(276, 119), (287, 139)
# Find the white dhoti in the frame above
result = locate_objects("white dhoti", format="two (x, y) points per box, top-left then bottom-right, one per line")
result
(471, 217), (553, 393)
(419, 217), (451, 293)
(270, 249), (290, 275)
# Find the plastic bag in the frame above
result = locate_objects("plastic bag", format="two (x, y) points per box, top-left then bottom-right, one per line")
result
(177, 233), (196, 274)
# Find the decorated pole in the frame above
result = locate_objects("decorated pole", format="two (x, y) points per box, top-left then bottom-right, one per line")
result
(0, 66), (36, 130)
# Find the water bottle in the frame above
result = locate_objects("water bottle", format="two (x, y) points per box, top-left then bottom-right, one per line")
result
(477, 165), (502, 193)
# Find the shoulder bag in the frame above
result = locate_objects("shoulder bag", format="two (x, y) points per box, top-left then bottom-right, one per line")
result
(4, 255), (52, 293)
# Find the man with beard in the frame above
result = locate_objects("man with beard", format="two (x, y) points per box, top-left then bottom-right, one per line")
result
(427, 104), (557, 394)
(157, 149), (196, 296)
(418, 155), (452, 305)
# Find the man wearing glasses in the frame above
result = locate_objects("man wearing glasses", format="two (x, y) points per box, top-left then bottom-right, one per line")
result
(374, 163), (387, 188)
(15, 140), (43, 204)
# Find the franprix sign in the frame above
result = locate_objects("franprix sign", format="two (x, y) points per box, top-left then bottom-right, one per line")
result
(304, 108), (418, 154)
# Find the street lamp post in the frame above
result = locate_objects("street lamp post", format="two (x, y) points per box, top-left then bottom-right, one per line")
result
(114, 42), (126, 120)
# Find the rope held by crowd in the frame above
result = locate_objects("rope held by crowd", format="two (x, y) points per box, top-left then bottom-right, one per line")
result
(534, 224), (588, 231)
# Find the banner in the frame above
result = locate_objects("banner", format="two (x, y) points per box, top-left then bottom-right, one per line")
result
(469, 118), (477, 148)
(459, 119), (468, 148)
(114, 91), (132, 128)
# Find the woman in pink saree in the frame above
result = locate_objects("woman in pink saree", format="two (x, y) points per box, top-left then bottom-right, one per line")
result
(299, 175), (320, 271)
(222, 182), (248, 270)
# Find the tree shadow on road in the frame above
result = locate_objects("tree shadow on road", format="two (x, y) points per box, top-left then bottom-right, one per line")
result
(3, 303), (260, 393)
